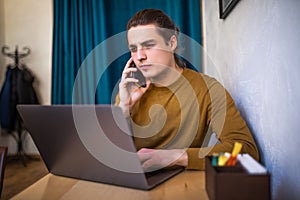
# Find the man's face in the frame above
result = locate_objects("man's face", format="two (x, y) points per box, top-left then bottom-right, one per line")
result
(127, 24), (175, 79)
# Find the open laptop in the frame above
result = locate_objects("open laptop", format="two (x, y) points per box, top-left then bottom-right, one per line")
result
(17, 105), (183, 190)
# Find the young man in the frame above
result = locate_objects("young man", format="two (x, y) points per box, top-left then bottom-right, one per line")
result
(116, 9), (259, 171)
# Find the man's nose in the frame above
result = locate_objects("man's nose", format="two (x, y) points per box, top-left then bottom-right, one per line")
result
(136, 48), (147, 61)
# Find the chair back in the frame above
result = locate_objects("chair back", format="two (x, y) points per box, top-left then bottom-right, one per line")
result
(0, 146), (8, 197)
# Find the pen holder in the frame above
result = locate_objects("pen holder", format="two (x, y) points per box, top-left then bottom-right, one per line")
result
(205, 156), (270, 200)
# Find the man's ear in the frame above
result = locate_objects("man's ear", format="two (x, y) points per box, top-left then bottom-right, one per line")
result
(169, 35), (178, 51)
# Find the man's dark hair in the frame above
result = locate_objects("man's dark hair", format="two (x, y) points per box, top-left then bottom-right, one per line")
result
(127, 9), (186, 68)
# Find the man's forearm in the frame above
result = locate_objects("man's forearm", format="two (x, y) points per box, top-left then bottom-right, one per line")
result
(118, 102), (131, 118)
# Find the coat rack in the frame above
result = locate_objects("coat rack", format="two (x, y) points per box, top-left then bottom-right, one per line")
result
(2, 45), (31, 68)
(1, 45), (36, 167)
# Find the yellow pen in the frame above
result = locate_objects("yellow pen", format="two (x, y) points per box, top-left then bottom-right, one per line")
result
(218, 154), (228, 166)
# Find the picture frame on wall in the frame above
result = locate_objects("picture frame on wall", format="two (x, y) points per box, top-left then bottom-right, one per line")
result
(219, 0), (240, 19)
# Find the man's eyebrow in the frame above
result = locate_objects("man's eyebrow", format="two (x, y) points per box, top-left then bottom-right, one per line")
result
(140, 39), (156, 46)
(128, 44), (136, 49)
(129, 39), (156, 48)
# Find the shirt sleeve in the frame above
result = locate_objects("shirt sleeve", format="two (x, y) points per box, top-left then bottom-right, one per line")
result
(114, 93), (120, 105)
(186, 78), (259, 170)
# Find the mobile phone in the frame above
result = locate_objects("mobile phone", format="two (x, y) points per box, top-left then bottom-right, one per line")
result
(130, 61), (146, 88)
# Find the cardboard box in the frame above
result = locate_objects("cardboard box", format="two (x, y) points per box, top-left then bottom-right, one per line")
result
(205, 156), (270, 200)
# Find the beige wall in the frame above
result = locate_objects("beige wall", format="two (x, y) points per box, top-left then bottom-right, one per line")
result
(0, 0), (53, 154)
(0, 0), (52, 104)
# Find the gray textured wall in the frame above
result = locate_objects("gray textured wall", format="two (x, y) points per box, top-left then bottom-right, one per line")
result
(202, 0), (300, 199)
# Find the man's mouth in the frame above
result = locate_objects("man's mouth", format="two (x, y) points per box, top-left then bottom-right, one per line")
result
(139, 64), (151, 70)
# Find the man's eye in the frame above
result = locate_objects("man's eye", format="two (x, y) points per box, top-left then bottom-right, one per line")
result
(145, 44), (155, 48)
(130, 47), (137, 52)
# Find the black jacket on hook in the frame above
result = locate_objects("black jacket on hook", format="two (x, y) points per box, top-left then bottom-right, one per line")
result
(0, 64), (39, 132)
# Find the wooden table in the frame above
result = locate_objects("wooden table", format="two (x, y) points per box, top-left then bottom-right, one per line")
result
(12, 171), (209, 200)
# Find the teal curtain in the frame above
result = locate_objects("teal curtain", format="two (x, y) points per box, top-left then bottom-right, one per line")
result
(52, 0), (202, 104)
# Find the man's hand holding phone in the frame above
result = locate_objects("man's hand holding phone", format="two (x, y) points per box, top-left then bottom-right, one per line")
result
(118, 58), (150, 117)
